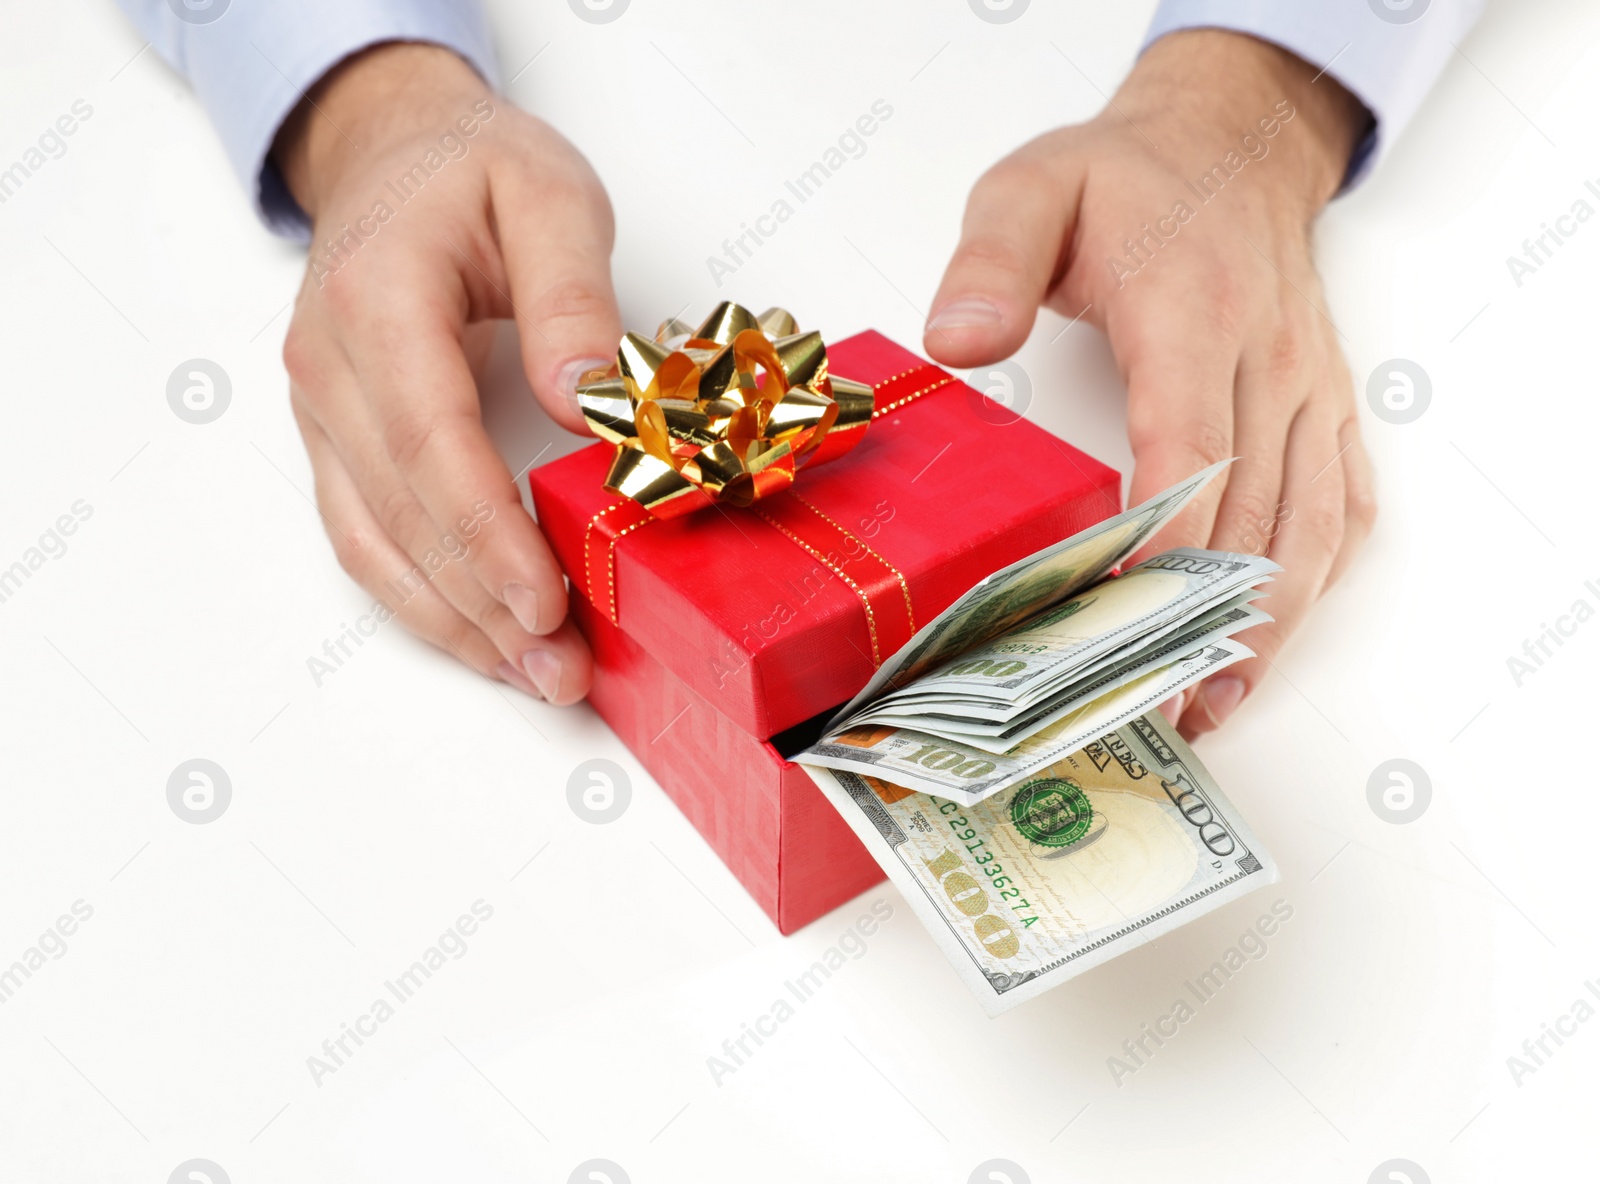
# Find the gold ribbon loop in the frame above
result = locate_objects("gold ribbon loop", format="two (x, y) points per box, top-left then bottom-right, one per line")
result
(578, 303), (874, 519)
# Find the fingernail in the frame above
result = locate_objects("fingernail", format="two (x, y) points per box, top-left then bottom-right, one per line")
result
(496, 661), (541, 698)
(926, 297), (1003, 333)
(1200, 677), (1246, 729)
(557, 356), (612, 415)
(522, 647), (562, 701)
(1158, 694), (1183, 725)
(502, 582), (541, 633)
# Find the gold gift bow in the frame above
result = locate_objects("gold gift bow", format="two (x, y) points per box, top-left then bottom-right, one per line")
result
(575, 303), (875, 519)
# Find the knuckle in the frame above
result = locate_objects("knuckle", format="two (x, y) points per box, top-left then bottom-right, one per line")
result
(1262, 326), (1306, 386)
(1113, 228), (1249, 336)
(371, 481), (428, 544)
(533, 162), (605, 207)
(317, 268), (369, 325)
(527, 168), (616, 245)
(953, 233), (1036, 285)
(1133, 416), (1231, 473)
(1349, 482), (1380, 533)
(529, 276), (615, 329)
(1301, 499), (1346, 550)
(440, 617), (492, 673)
(327, 523), (377, 580)
(381, 409), (437, 475)
(1201, 285), (1247, 343)
(1223, 489), (1280, 550)
(1186, 419), (1234, 468)
(471, 595), (510, 637)
(281, 323), (320, 388)
(363, 308), (417, 357)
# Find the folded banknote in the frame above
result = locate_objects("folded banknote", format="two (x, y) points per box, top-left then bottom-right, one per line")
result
(799, 464), (1280, 1011)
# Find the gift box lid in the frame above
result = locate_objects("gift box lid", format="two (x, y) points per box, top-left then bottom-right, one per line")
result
(528, 330), (1121, 740)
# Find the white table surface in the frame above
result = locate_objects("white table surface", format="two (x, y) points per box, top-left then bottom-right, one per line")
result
(2, 2), (1596, 1181)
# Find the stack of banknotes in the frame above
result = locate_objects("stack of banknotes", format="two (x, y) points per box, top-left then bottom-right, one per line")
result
(799, 462), (1283, 1013)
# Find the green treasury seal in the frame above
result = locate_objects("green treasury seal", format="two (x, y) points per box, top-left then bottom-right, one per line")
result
(1010, 778), (1094, 847)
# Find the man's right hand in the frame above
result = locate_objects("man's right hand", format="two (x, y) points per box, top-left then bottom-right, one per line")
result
(275, 41), (618, 703)
(923, 30), (1376, 740)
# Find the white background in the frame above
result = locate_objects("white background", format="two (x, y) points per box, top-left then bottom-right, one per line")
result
(2, 1), (1597, 1181)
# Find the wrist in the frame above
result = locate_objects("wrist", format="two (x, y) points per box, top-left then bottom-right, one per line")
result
(273, 41), (492, 221)
(1113, 29), (1371, 218)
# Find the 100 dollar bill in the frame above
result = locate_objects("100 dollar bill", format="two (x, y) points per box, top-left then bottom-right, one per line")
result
(826, 460), (1233, 729)
(803, 640), (1250, 804)
(882, 550), (1275, 706)
(857, 600), (1270, 746)
(860, 552), (1276, 721)
(802, 713), (1278, 1014)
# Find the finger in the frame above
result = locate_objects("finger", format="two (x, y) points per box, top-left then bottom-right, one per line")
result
(298, 390), (591, 701)
(292, 391), (505, 679)
(1207, 332), (1300, 558)
(1179, 400), (1347, 738)
(291, 315), (583, 688)
(1114, 300), (1241, 562)
(491, 163), (622, 433)
(331, 269), (576, 640)
(1324, 414), (1377, 588)
(924, 146), (1089, 366)
(515, 618), (592, 706)
(1158, 692), (1187, 726)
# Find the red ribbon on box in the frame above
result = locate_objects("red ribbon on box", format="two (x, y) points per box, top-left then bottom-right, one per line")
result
(579, 351), (957, 667)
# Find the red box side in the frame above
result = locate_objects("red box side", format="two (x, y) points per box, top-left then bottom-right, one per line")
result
(573, 594), (885, 934)
(776, 744), (886, 934)
(530, 331), (1122, 739)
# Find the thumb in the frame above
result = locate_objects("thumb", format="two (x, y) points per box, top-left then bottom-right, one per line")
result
(494, 167), (623, 434)
(925, 149), (1087, 367)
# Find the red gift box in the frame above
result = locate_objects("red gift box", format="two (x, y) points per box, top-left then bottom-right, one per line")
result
(529, 330), (1120, 932)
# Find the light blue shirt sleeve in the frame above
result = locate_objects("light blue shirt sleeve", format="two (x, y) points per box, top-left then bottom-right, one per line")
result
(1143, 0), (1487, 189)
(115, 0), (501, 239)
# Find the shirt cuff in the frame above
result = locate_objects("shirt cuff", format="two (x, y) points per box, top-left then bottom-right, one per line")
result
(150, 0), (500, 239)
(1141, 0), (1486, 191)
